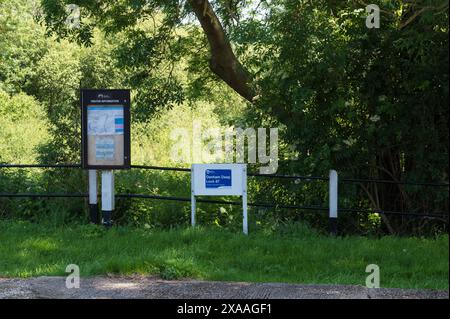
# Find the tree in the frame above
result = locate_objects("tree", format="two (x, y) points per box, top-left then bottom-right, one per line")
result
(247, 0), (449, 234)
(36, 0), (449, 234)
(188, 0), (254, 101)
(38, 0), (255, 102)
(0, 0), (48, 93)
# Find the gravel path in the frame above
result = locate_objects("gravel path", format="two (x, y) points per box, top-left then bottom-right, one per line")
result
(0, 276), (448, 299)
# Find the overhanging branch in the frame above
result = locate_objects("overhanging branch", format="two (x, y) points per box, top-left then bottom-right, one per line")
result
(188, 0), (255, 102)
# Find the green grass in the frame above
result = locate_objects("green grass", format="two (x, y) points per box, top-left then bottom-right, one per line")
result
(0, 220), (448, 290)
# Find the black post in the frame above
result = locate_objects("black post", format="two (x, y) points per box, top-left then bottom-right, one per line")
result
(89, 204), (99, 224)
(88, 170), (99, 224)
(102, 210), (112, 228)
(329, 217), (338, 236)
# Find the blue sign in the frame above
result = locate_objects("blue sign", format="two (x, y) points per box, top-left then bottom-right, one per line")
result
(205, 169), (232, 189)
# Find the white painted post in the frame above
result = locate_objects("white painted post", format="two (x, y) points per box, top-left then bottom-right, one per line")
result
(191, 194), (196, 227)
(101, 170), (115, 227)
(242, 166), (248, 235)
(88, 170), (98, 224)
(191, 166), (196, 227)
(329, 170), (338, 235)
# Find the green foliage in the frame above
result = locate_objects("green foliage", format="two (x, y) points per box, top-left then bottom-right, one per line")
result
(0, 0), (248, 228)
(0, 90), (48, 163)
(237, 0), (449, 234)
(0, 0), (48, 93)
(0, 0), (448, 236)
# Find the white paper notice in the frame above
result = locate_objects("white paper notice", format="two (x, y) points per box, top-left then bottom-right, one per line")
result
(95, 137), (115, 160)
(88, 106), (124, 136)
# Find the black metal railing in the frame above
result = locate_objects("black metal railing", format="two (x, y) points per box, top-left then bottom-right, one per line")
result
(0, 163), (448, 219)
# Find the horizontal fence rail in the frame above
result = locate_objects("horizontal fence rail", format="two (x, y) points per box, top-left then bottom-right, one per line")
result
(2, 163), (448, 187)
(1, 163), (448, 221)
(0, 193), (87, 198)
(0, 193), (448, 219)
(0, 164), (82, 169)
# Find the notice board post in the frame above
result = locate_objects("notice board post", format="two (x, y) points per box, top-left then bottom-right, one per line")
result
(81, 89), (131, 227)
(88, 169), (99, 224)
(191, 164), (248, 234)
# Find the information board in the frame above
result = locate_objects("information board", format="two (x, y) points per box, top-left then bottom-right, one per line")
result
(205, 169), (232, 189)
(191, 164), (248, 234)
(192, 164), (246, 196)
(81, 89), (131, 169)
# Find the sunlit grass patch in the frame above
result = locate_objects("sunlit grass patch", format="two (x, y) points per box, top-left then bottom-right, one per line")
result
(0, 220), (447, 290)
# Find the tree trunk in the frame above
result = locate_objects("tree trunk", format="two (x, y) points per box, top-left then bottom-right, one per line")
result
(376, 148), (404, 234)
(188, 0), (255, 102)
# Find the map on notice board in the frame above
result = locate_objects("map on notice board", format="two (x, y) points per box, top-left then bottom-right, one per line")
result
(88, 106), (124, 136)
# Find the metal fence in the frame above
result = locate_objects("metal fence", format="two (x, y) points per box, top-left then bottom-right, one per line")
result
(1, 163), (449, 225)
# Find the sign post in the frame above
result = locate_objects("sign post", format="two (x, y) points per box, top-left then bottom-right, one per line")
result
(191, 175), (196, 227)
(81, 89), (131, 227)
(329, 170), (338, 236)
(101, 170), (115, 227)
(88, 169), (98, 224)
(243, 183), (248, 235)
(191, 164), (248, 234)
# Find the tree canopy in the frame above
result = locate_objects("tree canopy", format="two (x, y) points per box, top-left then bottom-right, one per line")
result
(0, 0), (448, 234)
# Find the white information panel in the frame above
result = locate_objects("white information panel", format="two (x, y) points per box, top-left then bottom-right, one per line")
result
(191, 164), (248, 234)
(192, 164), (246, 196)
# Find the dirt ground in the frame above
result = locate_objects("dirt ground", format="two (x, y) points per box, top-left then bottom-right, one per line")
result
(0, 276), (448, 299)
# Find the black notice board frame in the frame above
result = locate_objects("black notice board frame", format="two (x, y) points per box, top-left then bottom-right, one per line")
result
(81, 89), (131, 170)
